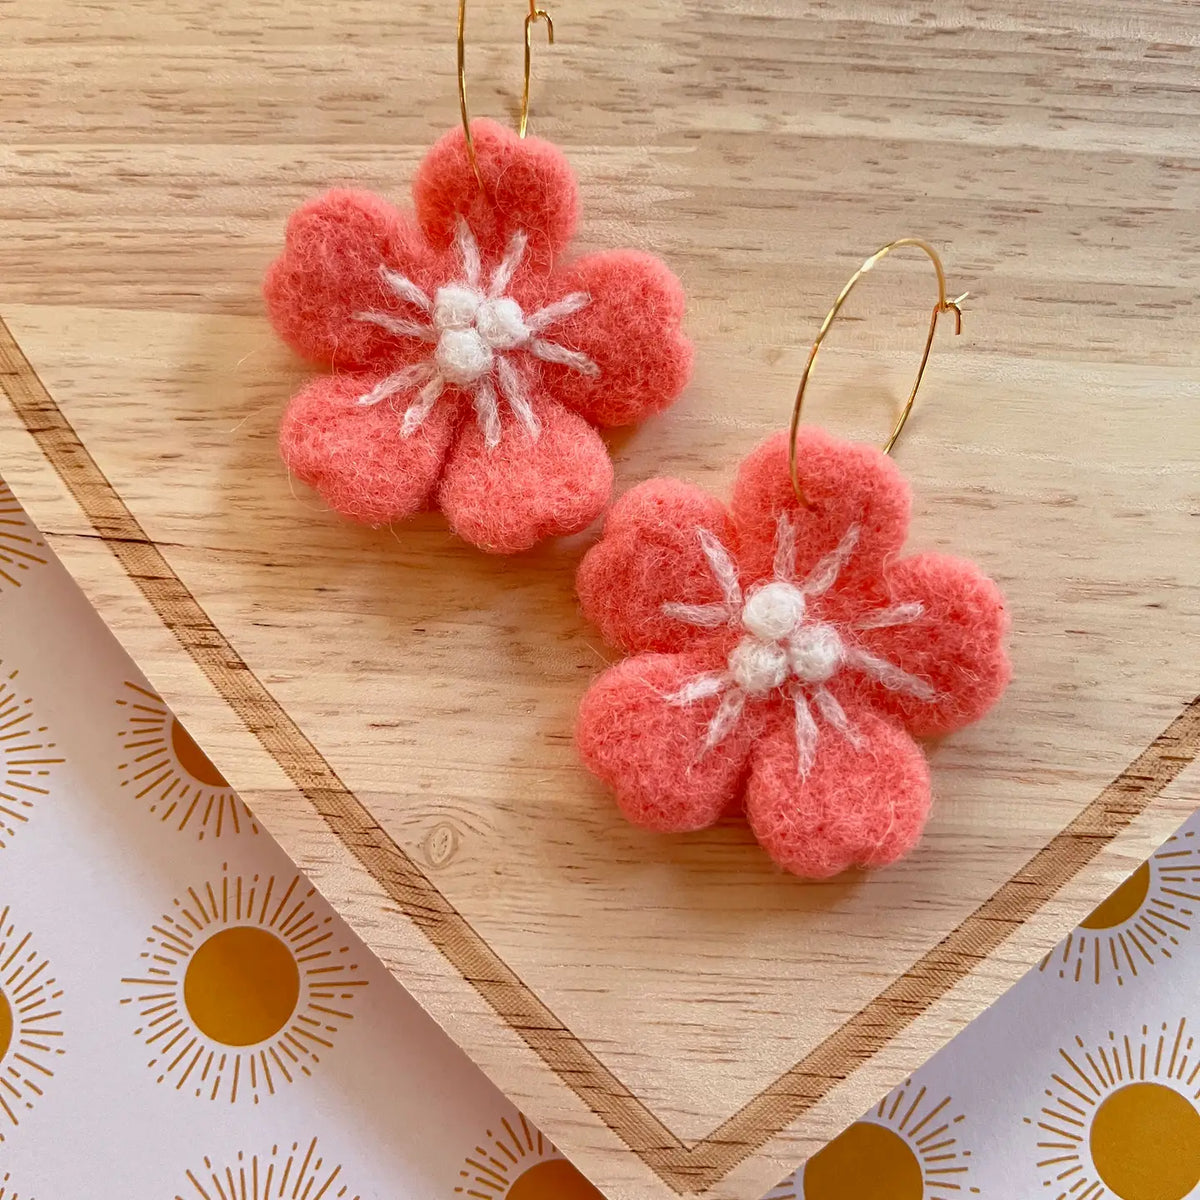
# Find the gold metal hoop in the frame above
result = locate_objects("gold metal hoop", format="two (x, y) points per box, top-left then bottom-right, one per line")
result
(788, 238), (967, 506)
(458, 0), (555, 192)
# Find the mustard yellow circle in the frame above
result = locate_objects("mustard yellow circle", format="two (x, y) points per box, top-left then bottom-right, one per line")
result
(508, 1159), (605, 1200)
(0, 988), (11, 1061)
(170, 718), (228, 788)
(1080, 861), (1151, 930)
(1090, 1081), (1200, 1200)
(803, 1121), (923, 1200)
(183, 927), (299, 1046)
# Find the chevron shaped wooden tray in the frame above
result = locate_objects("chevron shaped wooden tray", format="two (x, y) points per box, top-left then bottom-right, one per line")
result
(2, 3), (1198, 1197)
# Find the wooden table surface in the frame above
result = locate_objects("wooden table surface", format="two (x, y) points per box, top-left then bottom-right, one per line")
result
(2, 3), (1199, 1198)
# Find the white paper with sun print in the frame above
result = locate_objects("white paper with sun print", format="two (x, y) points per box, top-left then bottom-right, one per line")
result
(116, 680), (257, 840)
(0, 906), (64, 1143)
(0, 479), (606, 1199)
(119, 867), (365, 1103)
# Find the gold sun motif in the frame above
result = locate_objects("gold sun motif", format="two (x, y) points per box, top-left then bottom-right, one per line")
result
(0, 483), (47, 594)
(178, 1138), (358, 1199)
(120, 867), (365, 1103)
(1040, 833), (1200, 986)
(116, 681), (256, 839)
(0, 907), (64, 1139)
(0, 668), (62, 852)
(455, 1113), (604, 1199)
(766, 1080), (979, 1200)
(1030, 1019), (1200, 1200)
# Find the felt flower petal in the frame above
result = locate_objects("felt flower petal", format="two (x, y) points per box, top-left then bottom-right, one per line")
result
(439, 396), (612, 553)
(731, 428), (911, 598)
(847, 552), (1012, 737)
(413, 119), (578, 275)
(265, 189), (446, 371)
(578, 652), (768, 833)
(523, 250), (693, 427)
(577, 478), (742, 655)
(746, 708), (931, 878)
(279, 374), (464, 525)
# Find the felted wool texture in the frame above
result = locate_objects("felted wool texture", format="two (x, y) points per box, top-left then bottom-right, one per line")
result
(413, 119), (578, 276)
(843, 552), (1011, 737)
(574, 426), (1012, 878)
(576, 652), (768, 833)
(577, 478), (740, 655)
(439, 395), (613, 554)
(529, 250), (693, 428)
(265, 119), (692, 552)
(746, 709), (931, 879)
(279, 375), (464, 525)
(732, 427), (911, 600)
(265, 189), (446, 371)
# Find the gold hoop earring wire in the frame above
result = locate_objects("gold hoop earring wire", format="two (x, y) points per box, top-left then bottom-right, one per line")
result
(458, 0), (555, 192)
(788, 238), (967, 507)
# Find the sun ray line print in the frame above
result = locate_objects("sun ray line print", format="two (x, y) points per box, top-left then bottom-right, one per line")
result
(0, 483), (46, 595)
(0, 907), (64, 1139)
(764, 1078), (979, 1199)
(120, 866), (365, 1103)
(1029, 1019), (1200, 1200)
(1040, 830), (1200, 986)
(0, 666), (62, 853)
(116, 680), (257, 839)
(177, 1138), (359, 1199)
(455, 1114), (604, 1199)
(0, 1170), (33, 1200)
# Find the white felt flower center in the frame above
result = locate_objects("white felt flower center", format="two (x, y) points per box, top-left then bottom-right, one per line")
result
(432, 287), (532, 385)
(352, 220), (600, 450)
(787, 621), (843, 683)
(660, 517), (937, 774)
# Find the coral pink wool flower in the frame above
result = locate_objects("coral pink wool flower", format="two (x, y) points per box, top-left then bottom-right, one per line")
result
(576, 428), (1011, 878)
(265, 119), (692, 553)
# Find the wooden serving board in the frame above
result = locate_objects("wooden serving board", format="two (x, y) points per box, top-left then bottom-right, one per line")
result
(2, 2), (1198, 1197)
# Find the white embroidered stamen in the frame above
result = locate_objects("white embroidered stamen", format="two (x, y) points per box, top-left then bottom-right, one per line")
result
(351, 219), (599, 447)
(526, 291), (591, 332)
(528, 337), (601, 376)
(803, 524), (861, 596)
(792, 691), (820, 776)
(664, 673), (727, 706)
(455, 216), (482, 286)
(854, 603), (924, 630)
(704, 690), (746, 754)
(656, 518), (939, 773)
(813, 686), (863, 748)
(354, 310), (439, 342)
(496, 356), (541, 440)
(400, 375), (445, 437)
(474, 375), (503, 451)
(661, 601), (732, 628)
(773, 512), (797, 581)
(697, 528), (742, 611)
(379, 266), (433, 312)
(356, 362), (436, 408)
(489, 230), (528, 297)
(841, 646), (938, 702)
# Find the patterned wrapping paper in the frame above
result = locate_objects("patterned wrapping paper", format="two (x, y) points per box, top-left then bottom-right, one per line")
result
(0, 479), (601, 1199)
(3, 472), (1199, 1200)
(768, 823), (1200, 1198)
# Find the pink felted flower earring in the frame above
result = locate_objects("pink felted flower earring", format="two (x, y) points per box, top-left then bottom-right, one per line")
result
(576, 240), (1011, 879)
(264, 3), (691, 553)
